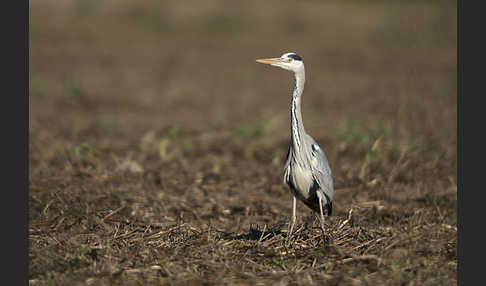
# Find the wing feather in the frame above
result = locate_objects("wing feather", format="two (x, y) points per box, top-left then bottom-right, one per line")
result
(283, 144), (291, 184)
(307, 137), (334, 202)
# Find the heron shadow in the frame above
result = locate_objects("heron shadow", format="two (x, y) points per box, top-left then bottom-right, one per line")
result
(231, 224), (286, 241)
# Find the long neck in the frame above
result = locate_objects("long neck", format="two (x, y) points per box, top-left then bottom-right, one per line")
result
(290, 70), (306, 150)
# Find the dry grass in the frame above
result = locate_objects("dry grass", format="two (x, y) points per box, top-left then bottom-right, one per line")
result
(30, 0), (456, 285)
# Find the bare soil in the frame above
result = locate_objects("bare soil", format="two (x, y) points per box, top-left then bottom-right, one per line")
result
(29, 1), (457, 285)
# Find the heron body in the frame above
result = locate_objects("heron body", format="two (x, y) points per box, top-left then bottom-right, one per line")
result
(256, 52), (334, 235)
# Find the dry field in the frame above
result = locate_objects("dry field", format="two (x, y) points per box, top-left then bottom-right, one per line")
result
(29, 1), (457, 285)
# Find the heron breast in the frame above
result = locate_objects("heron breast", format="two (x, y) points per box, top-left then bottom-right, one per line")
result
(290, 164), (314, 199)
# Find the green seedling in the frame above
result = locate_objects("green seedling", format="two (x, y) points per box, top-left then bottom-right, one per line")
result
(155, 123), (192, 160)
(234, 119), (269, 141)
(63, 76), (83, 101)
(74, 142), (98, 158)
(359, 136), (383, 180)
(167, 123), (182, 138)
(99, 115), (119, 134)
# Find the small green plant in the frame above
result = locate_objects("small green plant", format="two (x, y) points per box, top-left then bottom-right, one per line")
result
(74, 142), (98, 158)
(161, 123), (192, 159)
(167, 123), (182, 138)
(359, 136), (383, 180)
(335, 117), (391, 147)
(138, 123), (191, 160)
(63, 76), (83, 101)
(269, 257), (296, 271)
(407, 137), (427, 155)
(335, 117), (391, 180)
(234, 119), (269, 141)
(98, 115), (119, 134)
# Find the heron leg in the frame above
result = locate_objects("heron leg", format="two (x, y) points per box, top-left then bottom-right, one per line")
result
(289, 196), (297, 237)
(317, 193), (326, 232)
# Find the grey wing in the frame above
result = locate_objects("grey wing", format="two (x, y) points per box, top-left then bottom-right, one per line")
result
(308, 138), (334, 202)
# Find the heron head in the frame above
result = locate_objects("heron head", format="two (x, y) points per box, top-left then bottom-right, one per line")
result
(256, 52), (304, 73)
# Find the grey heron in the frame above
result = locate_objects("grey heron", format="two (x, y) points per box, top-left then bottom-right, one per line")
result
(256, 52), (334, 236)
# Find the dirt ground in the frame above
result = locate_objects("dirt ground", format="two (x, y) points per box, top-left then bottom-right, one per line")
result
(29, 1), (457, 285)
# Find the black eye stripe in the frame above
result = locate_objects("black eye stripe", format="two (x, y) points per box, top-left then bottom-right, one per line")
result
(288, 54), (302, 61)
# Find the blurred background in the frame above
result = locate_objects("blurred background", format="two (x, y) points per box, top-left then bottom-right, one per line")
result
(29, 1), (457, 283)
(30, 0), (456, 156)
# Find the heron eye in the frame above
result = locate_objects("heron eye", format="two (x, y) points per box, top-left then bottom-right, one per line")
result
(286, 58), (292, 63)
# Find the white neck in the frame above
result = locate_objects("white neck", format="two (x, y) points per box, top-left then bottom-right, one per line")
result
(290, 69), (306, 149)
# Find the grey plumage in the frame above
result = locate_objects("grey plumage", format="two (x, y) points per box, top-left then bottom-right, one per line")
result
(256, 52), (334, 235)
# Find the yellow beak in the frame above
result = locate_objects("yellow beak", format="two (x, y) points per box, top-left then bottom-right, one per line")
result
(255, 58), (283, 65)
